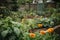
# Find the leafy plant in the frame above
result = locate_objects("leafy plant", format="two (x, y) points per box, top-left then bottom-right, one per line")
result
(23, 32), (59, 40)
(51, 13), (60, 25)
(0, 7), (11, 18)
(0, 17), (21, 40)
(35, 17), (54, 28)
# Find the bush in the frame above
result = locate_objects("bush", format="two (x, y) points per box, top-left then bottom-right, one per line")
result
(0, 7), (11, 18)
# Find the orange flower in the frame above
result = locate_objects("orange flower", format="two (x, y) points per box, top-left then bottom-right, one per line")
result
(40, 30), (46, 35)
(46, 28), (54, 33)
(21, 18), (25, 23)
(38, 24), (43, 28)
(29, 33), (36, 38)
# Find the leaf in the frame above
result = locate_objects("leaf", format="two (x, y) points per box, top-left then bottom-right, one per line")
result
(0, 21), (3, 25)
(9, 36), (16, 40)
(13, 27), (20, 36)
(1, 30), (8, 37)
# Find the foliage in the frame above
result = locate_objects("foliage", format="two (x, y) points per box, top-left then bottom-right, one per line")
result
(19, 16), (54, 29)
(0, 16), (59, 40)
(51, 13), (60, 25)
(0, 17), (21, 40)
(35, 17), (54, 28)
(0, 7), (11, 18)
(11, 0), (19, 11)
(23, 32), (59, 40)
(0, 17), (34, 40)
(18, 0), (33, 4)
(0, 0), (60, 40)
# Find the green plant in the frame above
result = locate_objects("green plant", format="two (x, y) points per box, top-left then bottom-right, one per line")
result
(20, 17), (54, 29)
(0, 17), (22, 40)
(51, 13), (60, 25)
(0, 17), (34, 40)
(35, 17), (54, 28)
(0, 7), (11, 18)
(0, 16), (59, 40)
(23, 32), (59, 40)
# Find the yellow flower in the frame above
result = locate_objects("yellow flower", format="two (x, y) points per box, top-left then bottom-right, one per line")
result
(46, 28), (54, 33)
(21, 18), (25, 23)
(29, 33), (36, 38)
(40, 30), (46, 35)
(40, 16), (43, 18)
(38, 24), (43, 28)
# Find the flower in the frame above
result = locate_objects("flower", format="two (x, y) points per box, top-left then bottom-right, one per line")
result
(29, 33), (36, 38)
(40, 16), (43, 18)
(40, 30), (46, 35)
(38, 24), (43, 28)
(46, 28), (54, 33)
(21, 18), (25, 23)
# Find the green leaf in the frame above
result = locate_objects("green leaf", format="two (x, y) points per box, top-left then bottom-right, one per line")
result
(9, 36), (16, 40)
(13, 27), (20, 36)
(0, 21), (3, 25)
(1, 30), (8, 37)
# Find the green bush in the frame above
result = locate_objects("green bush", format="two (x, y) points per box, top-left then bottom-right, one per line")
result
(0, 17), (21, 40)
(0, 17), (59, 40)
(0, 7), (11, 18)
(51, 13), (60, 25)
